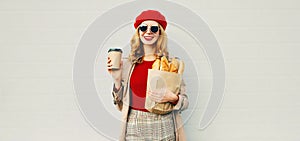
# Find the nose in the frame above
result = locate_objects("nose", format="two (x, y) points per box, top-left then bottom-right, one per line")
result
(145, 27), (152, 34)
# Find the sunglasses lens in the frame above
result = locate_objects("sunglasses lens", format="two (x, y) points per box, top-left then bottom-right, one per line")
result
(139, 26), (147, 32)
(139, 25), (159, 33)
(151, 26), (159, 33)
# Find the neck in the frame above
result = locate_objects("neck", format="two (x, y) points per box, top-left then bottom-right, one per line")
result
(143, 44), (156, 54)
(143, 44), (156, 61)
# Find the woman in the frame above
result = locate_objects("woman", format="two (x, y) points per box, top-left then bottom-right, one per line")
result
(107, 10), (189, 141)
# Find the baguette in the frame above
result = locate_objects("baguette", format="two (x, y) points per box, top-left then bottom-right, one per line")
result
(152, 59), (161, 70)
(169, 58), (179, 73)
(160, 56), (169, 71)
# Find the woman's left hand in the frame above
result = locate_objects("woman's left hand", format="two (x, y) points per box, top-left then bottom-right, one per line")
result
(147, 88), (178, 103)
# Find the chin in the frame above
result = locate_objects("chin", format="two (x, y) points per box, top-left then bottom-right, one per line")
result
(143, 42), (155, 45)
(141, 39), (157, 45)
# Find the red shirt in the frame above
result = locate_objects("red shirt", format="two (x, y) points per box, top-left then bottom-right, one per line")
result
(130, 60), (155, 112)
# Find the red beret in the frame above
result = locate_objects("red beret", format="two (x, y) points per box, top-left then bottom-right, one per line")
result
(134, 10), (167, 30)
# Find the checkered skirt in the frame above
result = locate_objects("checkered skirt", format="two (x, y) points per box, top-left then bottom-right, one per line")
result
(126, 109), (175, 141)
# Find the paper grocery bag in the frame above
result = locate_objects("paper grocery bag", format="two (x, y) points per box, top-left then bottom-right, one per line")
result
(145, 69), (182, 114)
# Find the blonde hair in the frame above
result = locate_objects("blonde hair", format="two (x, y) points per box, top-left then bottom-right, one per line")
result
(129, 24), (169, 63)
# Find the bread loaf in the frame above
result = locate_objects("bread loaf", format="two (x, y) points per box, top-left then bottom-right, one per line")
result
(152, 59), (161, 70)
(169, 58), (179, 73)
(160, 56), (169, 71)
(151, 56), (184, 74)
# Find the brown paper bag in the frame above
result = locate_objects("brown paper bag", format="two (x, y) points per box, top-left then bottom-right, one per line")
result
(145, 69), (182, 114)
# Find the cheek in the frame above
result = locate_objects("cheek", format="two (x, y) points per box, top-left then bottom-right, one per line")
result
(154, 35), (159, 41)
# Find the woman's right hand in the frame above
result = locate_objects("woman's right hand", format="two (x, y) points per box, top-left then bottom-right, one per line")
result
(107, 57), (122, 90)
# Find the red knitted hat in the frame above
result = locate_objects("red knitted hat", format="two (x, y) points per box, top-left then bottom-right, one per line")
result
(134, 10), (167, 30)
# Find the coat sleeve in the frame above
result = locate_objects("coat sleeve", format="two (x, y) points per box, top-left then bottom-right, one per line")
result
(111, 59), (132, 111)
(173, 79), (189, 112)
(112, 81), (124, 111)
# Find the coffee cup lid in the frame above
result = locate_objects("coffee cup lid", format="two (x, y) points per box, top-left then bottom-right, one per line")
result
(108, 48), (122, 53)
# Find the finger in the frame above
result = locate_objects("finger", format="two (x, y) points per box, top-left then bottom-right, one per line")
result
(149, 92), (162, 101)
(149, 94), (160, 102)
(147, 90), (155, 97)
(119, 60), (123, 69)
(146, 90), (151, 96)
(107, 69), (112, 74)
(147, 90), (156, 94)
(152, 96), (164, 103)
(107, 59), (111, 64)
(151, 91), (162, 98)
(107, 64), (112, 68)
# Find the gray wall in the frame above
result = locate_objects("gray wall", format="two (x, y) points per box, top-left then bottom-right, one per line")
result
(1, 0), (300, 140)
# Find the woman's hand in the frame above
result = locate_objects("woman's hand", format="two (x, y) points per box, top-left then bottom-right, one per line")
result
(107, 57), (122, 89)
(147, 88), (178, 103)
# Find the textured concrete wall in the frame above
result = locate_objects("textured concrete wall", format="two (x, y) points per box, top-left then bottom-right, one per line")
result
(1, 0), (300, 140)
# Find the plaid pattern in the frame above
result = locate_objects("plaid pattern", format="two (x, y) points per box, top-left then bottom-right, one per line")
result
(126, 109), (175, 141)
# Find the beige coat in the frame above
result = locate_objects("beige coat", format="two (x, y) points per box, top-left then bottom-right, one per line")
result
(112, 58), (189, 141)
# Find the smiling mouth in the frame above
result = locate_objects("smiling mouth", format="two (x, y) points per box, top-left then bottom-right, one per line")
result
(144, 36), (154, 41)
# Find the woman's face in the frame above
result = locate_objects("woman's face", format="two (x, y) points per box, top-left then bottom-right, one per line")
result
(138, 20), (160, 45)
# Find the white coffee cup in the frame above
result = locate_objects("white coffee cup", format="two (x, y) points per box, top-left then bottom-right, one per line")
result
(108, 48), (122, 70)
